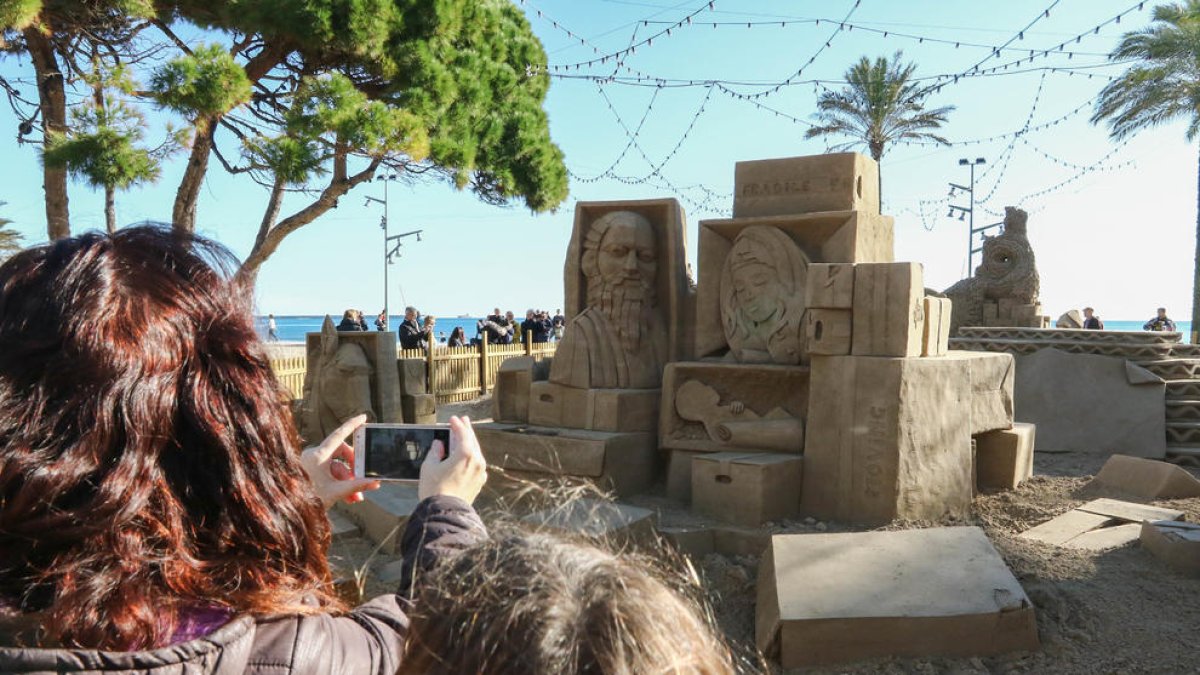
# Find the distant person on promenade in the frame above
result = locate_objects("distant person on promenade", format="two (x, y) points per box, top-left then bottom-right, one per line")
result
(375, 309), (388, 331)
(399, 306), (423, 349)
(422, 315), (437, 350)
(1083, 307), (1104, 330)
(448, 326), (467, 347)
(1144, 307), (1178, 332)
(267, 313), (279, 341)
(477, 308), (511, 345)
(552, 308), (565, 341)
(523, 309), (552, 344)
(508, 311), (522, 345)
(356, 309), (369, 331)
(336, 309), (363, 331)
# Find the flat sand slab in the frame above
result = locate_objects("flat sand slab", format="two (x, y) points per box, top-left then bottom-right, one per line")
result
(756, 526), (1038, 668)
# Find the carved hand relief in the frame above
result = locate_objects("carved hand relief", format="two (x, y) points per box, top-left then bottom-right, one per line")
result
(675, 379), (804, 452)
(719, 226), (810, 365)
(550, 210), (669, 389)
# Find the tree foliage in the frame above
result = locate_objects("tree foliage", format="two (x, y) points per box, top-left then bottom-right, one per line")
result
(2, 0), (569, 277)
(1092, 1), (1200, 343)
(805, 51), (954, 162)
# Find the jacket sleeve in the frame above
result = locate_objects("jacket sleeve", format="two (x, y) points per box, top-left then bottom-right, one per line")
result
(246, 496), (487, 674)
(394, 495), (488, 598)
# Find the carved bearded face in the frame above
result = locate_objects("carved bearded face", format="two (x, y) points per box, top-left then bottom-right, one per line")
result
(596, 215), (657, 298)
(582, 211), (658, 352)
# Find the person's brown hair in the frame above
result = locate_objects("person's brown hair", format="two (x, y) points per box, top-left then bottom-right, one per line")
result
(400, 530), (743, 674)
(0, 226), (341, 650)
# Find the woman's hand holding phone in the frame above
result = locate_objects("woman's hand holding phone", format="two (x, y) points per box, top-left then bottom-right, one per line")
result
(300, 414), (382, 508)
(418, 415), (488, 503)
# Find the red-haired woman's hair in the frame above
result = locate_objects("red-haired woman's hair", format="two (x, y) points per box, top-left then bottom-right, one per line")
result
(0, 226), (341, 650)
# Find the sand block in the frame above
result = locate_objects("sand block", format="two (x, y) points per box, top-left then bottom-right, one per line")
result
(805, 263), (856, 309)
(805, 309), (852, 356)
(334, 482), (421, 554)
(660, 362), (809, 453)
(940, 351), (1015, 434)
(1014, 349), (1165, 458)
(327, 509), (361, 541)
(1076, 498), (1184, 523)
(659, 527), (715, 556)
(475, 423), (657, 498)
(922, 296), (952, 357)
(401, 393), (435, 423)
(528, 381), (658, 432)
(851, 262), (925, 357)
(976, 423), (1035, 490)
(523, 498), (657, 547)
(1062, 523), (1143, 551)
(1140, 521), (1200, 577)
(667, 448), (706, 501)
(588, 388), (661, 433)
(695, 213), (893, 358)
(733, 152), (880, 217)
(1089, 454), (1200, 499)
(712, 526), (772, 556)
(1019, 510), (1114, 546)
(802, 355), (973, 525)
(397, 357), (427, 396)
(493, 356), (535, 423)
(1056, 310), (1083, 329)
(756, 527), (1038, 668)
(692, 452), (803, 527)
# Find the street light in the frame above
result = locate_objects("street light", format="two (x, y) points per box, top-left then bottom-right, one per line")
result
(365, 175), (423, 329)
(948, 157), (991, 271)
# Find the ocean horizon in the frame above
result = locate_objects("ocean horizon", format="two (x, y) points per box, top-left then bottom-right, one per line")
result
(254, 315), (1193, 344)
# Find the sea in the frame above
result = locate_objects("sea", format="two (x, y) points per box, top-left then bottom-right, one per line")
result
(253, 316), (1193, 344)
(256, 314), (490, 344)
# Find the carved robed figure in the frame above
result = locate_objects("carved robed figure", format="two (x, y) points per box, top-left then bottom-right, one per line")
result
(719, 225), (809, 365)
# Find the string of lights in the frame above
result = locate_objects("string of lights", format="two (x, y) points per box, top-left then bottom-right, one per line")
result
(730, 0), (861, 99)
(977, 137), (1135, 216)
(571, 86), (661, 182)
(954, 0), (1064, 76)
(546, 1), (719, 71)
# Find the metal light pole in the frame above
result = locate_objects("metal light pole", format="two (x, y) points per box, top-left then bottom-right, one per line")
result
(947, 157), (998, 273)
(365, 176), (422, 329)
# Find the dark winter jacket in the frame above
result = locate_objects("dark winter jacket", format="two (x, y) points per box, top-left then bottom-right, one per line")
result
(0, 496), (487, 674)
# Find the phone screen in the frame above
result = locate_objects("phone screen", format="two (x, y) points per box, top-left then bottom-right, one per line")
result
(362, 426), (449, 480)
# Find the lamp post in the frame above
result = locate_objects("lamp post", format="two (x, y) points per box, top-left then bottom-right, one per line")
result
(365, 176), (422, 329)
(947, 157), (998, 273)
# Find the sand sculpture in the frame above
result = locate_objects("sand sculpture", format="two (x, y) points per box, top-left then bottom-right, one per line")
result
(943, 206), (1049, 333)
(300, 316), (403, 444)
(481, 151), (1028, 528)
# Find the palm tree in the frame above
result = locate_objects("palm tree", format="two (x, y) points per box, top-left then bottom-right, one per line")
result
(805, 51), (954, 202)
(1092, 0), (1200, 343)
(0, 205), (23, 262)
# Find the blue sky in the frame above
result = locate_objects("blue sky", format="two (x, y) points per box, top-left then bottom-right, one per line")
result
(1, 0), (1193, 322)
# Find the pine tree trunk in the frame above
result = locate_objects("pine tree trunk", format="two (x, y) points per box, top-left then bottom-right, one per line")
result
(1191, 143), (1200, 345)
(172, 118), (216, 233)
(23, 27), (70, 240)
(105, 185), (116, 234)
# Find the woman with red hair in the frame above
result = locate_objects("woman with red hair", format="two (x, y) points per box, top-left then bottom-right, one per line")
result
(0, 226), (743, 675)
(0, 226), (488, 671)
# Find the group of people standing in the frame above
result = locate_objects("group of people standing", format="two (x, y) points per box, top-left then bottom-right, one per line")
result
(475, 308), (565, 347)
(321, 306), (569, 350)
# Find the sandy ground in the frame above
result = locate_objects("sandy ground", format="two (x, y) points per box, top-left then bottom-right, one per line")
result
(328, 416), (1200, 675)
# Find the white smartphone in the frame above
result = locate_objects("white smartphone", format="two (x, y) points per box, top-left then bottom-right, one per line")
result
(352, 423), (450, 482)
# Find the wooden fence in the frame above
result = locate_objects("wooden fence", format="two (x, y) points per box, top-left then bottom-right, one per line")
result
(269, 337), (556, 405)
(271, 355), (308, 400)
(400, 336), (557, 404)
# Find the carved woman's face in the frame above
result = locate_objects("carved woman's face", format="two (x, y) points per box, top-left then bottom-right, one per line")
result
(732, 261), (781, 323)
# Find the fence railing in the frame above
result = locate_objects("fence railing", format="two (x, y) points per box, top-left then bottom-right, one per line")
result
(269, 337), (556, 405)
(401, 336), (556, 404)
(272, 355), (307, 400)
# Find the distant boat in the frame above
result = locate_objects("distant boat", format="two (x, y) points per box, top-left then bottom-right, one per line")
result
(457, 313), (472, 318)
